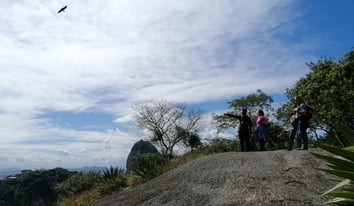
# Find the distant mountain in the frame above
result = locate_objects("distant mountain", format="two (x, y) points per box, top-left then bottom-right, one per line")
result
(0, 168), (21, 179)
(68, 166), (107, 173)
(0, 166), (108, 180)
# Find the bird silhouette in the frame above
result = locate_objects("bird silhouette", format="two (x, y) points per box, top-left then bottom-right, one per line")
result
(58, 5), (67, 13)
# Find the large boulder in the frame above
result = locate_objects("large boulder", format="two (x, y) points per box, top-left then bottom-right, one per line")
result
(126, 140), (158, 172)
(91, 149), (333, 206)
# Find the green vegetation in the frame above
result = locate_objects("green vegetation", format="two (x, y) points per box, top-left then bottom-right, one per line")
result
(312, 125), (354, 205)
(102, 166), (125, 183)
(0, 168), (74, 206)
(280, 50), (354, 146)
(131, 153), (166, 182)
(55, 171), (101, 198)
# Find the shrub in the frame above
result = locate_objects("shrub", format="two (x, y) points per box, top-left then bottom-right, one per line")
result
(55, 171), (101, 198)
(312, 125), (354, 205)
(102, 166), (126, 184)
(100, 166), (127, 196)
(199, 138), (239, 154)
(133, 153), (166, 182)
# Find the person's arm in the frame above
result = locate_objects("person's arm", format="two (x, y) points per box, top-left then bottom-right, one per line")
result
(224, 113), (241, 120)
(297, 104), (307, 115)
(290, 105), (297, 115)
(248, 117), (253, 132)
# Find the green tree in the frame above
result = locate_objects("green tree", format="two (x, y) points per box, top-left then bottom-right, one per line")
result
(176, 126), (202, 151)
(200, 137), (240, 153)
(285, 49), (354, 146)
(133, 100), (202, 159)
(55, 171), (102, 199)
(188, 133), (202, 151)
(0, 168), (74, 206)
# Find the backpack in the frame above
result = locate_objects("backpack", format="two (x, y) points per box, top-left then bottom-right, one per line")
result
(305, 104), (314, 119)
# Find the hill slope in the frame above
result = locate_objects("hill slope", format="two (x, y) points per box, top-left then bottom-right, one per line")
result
(89, 149), (332, 206)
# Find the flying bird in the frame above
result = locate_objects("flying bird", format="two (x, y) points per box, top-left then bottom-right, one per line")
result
(58, 5), (67, 13)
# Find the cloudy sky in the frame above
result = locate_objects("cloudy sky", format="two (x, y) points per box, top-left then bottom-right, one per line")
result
(0, 0), (353, 170)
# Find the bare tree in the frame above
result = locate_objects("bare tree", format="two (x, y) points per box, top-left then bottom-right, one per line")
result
(132, 100), (202, 159)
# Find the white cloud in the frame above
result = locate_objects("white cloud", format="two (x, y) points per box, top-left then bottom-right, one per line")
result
(0, 0), (319, 169)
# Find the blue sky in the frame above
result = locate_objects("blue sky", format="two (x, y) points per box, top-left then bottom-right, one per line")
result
(0, 0), (353, 170)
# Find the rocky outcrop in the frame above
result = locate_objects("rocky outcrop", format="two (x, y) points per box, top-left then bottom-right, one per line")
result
(126, 140), (158, 172)
(91, 149), (333, 206)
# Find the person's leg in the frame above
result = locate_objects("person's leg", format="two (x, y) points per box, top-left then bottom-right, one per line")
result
(259, 138), (265, 151)
(245, 133), (250, 152)
(239, 133), (245, 152)
(288, 127), (296, 150)
(299, 120), (308, 150)
(288, 120), (298, 150)
(296, 120), (303, 148)
(259, 125), (266, 151)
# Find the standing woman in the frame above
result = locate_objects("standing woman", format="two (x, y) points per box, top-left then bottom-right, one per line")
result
(255, 109), (268, 151)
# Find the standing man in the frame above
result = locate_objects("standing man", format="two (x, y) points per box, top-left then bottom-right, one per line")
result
(288, 96), (309, 150)
(226, 109), (252, 152)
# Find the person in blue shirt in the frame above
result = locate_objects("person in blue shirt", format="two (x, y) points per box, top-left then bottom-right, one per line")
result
(288, 96), (309, 150)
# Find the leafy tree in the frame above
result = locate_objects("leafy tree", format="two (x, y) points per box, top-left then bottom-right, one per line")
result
(0, 168), (74, 206)
(0, 178), (16, 205)
(55, 171), (102, 199)
(264, 121), (289, 150)
(200, 137), (240, 153)
(188, 133), (202, 151)
(285, 49), (354, 146)
(176, 126), (202, 151)
(133, 100), (202, 159)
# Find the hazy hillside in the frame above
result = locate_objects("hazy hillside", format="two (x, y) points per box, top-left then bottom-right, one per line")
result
(0, 168), (21, 180)
(88, 149), (332, 206)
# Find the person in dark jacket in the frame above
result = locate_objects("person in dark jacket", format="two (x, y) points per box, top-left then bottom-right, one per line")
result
(226, 109), (252, 152)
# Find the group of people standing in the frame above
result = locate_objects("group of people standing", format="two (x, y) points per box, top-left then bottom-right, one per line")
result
(228, 108), (268, 152)
(231, 96), (309, 152)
